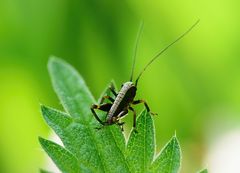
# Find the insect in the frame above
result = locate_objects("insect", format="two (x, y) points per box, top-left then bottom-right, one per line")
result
(91, 20), (199, 131)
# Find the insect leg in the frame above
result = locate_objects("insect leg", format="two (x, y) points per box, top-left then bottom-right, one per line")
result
(113, 110), (128, 131)
(132, 100), (157, 115)
(129, 106), (137, 129)
(91, 103), (112, 125)
(109, 82), (117, 97)
(132, 99), (150, 112)
(100, 95), (115, 104)
(98, 103), (112, 111)
(117, 122), (125, 126)
(117, 122), (125, 131)
(117, 110), (128, 118)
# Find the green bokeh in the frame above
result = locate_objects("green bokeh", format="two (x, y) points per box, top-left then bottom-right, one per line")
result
(0, 0), (240, 172)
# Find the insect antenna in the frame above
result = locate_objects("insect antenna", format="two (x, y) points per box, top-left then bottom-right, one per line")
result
(130, 21), (144, 82)
(135, 19), (200, 86)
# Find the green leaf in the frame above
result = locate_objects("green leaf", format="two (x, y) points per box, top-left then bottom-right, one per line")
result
(151, 136), (181, 173)
(126, 110), (155, 173)
(45, 57), (130, 173)
(41, 105), (130, 173)
(197, 169), (208, 173)
(48, 56), (94, 121)
(40, 57), (205, 173)
(39, 137), (81, 173)
(41, 105), (103, 171)
(97, 81), (126, 153)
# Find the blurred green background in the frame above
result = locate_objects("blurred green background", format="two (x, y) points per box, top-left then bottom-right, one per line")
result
(0, 0), (240, 172)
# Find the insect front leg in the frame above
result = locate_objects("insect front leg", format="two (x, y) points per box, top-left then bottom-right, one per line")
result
(116, 110), (128, 119)
(99, 82), (117, 104)
(91, 103), (112, 125)
(112, 110), (128, 131)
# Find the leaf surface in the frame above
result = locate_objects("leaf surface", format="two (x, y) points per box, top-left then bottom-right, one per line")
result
(40, 57), (205, 173)
(41, 105), (102, 172)
(48, 57), (94, 121)
(39, 137), (81, 173)
(126, 110), (155, 173)
(97, 81), (126, 153)
(45, 57), (130, 173)
(151, 136), (181, 173)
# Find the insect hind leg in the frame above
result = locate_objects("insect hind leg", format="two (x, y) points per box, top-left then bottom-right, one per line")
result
(91, 103), (112, 125)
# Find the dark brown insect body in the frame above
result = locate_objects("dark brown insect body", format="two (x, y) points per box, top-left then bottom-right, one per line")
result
(91, 20), (199, 130)
(91, 81), (150, 130)
(107, 82), (136, 123)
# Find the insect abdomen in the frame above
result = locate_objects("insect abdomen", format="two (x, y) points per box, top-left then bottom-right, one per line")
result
(107, 84), (136, 119)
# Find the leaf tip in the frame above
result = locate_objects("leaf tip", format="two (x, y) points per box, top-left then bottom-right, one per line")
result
(171, 135), (180, 146)
(38, 137), (54, 152)
(38, 136), (45, 146)
(48, 55), (60, 63)
(48, 56), (66, 70)
(174, 130), (177, 137)
(40, 104), (47, 113)
(168, 135), (181, 156)
(40, 105), (51, 121)
(38, 136), (51, 148)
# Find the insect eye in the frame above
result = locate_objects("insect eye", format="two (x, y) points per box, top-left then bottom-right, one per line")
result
(121, 84), (123, 88)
